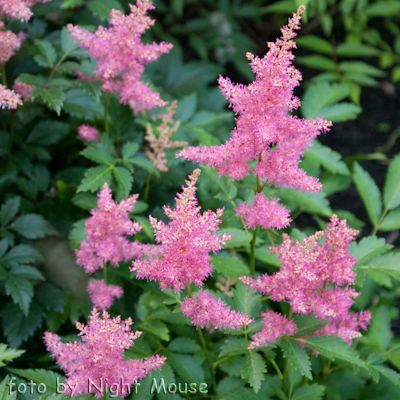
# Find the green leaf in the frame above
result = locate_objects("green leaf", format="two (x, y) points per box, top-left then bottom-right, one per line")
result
(87, 0), (124, 20)
(113, 166), (133, 200)
(353, 162), (382, 226)
(69, 219), (86, 250)
(279, 337), (312, 379)
(248, 245), (280, 267)
(241, 351), (267, 393)
(36, 282), (65, 313)
(350, 236), (391, 266)
(39, 89), (65, 115)
(34, 39), (57, 67)
(0, 376), (17, 400)
(81, 143), (114, 166)
(380, 208), (400, 231)
(60, 26), (80, 55)
(369, 253), (400, 281)
(306, 141), (350, 175)
(384, 153), (400, 210)
(16, 73), (42, 87)
(10, 265), (44, 281)
(366, 1), (400, 16)
(77, 165), (113, 192)
(219, 228), (260, 248)
(163, 351), (205, 385)
(7, 369), (65, 393)
(292, 384), (325, 400)
(5, 275), (33, 316)
(296, 55), (336, 71)
(315, 102), (362, 123)
(2, 245), (43, 268)
(128, 157), (160, 177)
(297, 335), (365, 368)
(336, 43), (381, 57)
(71, 193), (98, 211)
(168, 338), (201, 353)
(338, 61), (385, 77)
(0, 301), (44, 348)
(233, 282), (261, 319)
(122, 142), (140, 159)
(261, 1), (296, 13)
(78, 80), (103, 102)
(175, 93), (197, 123)
(0, 344), (24, 367)
(60, 0), (85, 8)
(0, 197), (20, 226)
(139, 320), (169, 341)
(63, 89), (103, 121)
(10, 214), (56, 239)
(361, 306), (391, 351)
(296, 35), (333, 55)
(293, 314), (329, 338)
(26, 121), (69, 145)
(211, 256), (250, 279)
(219, 338), (248, 358)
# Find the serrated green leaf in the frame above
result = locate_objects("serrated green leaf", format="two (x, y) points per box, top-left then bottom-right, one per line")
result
(336, 43), (381, 57)
(5, 275), (33, 316)
(297, 335), (365, 368)
(384, 154), (400, 210)
(34, 39), (57, 67)
(233, 282), (261, 319)
(353, 162), (382, 226)
(292, 384), (325, 400)
(36, 282), (65, 313)
(366, 1), (400, 16)
(63, 89), (103, 121)
(293, 314), (329, 338)
(8, 369), (65, 393)
(128, 157), (160, 177)
(71, 193), (98, 211)
(0, 344), (24, 367)
(350, 236), (391, 266)
(361, 306), (391, 351)
(371, 364), (400, 387)
(241, 351), (267, 393)
(122, 142), (140, 160)
(77, 165), (113, 192)
(26, 121), (69, 145)
(315, 102), (362, 123)
(69, 219), (87, 250)
(2, 245), (43, 268)
(212, 256), (250, 279)
(113, 166), (133, 200)
(339, 61), (385, 77)
(163, 351), (205, 385)
(301, 82), (349, 120)
(168, 338), (201, 353)
(219, 228), (257, 248)
(296, 55), (336, 71)
(87, 0), (124, 20)
(219, 338), (248, 358)
(0, 301), (44, 348)
(369, 253), (400, 281)
(0, 376), (17, 400)
(380, 208), (400, 231)
(139, 320), (169, 341)
(306, 141), (350, 175)
(60, 27), (80, 55)
(10, 265), (44, 281)
(16, 73), (42, 87)
(39, 89), (65, 115)
(279, 337), (312, 379)
(0, 197), (20, 226)
(81, 143), (114, 165)
(10, 214), (56, 239)
(296, 35), (333, 55)
(78, 80), (102, 102)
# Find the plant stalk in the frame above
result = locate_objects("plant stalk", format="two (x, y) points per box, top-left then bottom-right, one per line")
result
(104, 92), (110, 135)
(1, 64), (7, 86)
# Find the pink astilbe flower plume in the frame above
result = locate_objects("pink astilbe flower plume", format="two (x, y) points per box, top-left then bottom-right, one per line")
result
(236, 193), (291, 230)
(87, 279), (124, 310)
(182, 289), (253, 330)
(76, 182), (156, 273)
(67, 0), (173, 114)
(239, 215), (371, 343)
(131, 169), (232, 292)
(0, 0), (52, 22)
(0, 22), (22, 63)
(13, 81), (34, 101)
(0, 84), (22, 109)
(44, 309), (166, 398)
(248, 311), (297, 350)
(78, 124), (100, 142)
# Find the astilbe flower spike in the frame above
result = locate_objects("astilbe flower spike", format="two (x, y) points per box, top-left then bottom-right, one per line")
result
(0, 84), (22, 109)
(248, 311), (297, 350)
(87, 279), (124, 310)
(131, 169), (232, 292)
(44, 309), (166, 398)
(181, 289), (253, 330)
(0, 0), (52, 22)
(78, 124), (100, 142)
(239, 215), (372, 343)
(76, 182), (155, 273)
(0, 22), (22, 64)
(67, 0), (173, 114)
(145, 100), (187, 172)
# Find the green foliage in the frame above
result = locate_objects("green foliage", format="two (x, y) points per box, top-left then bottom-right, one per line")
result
(240, 351), (267, 393)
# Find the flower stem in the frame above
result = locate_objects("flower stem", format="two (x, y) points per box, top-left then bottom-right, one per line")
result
(8, 111), (15, 154)
(104, 92), (110, 135)
(371, 206), (388, 236)
(250, 226), (258, 277)
(1, 64), (7, 86)
(143, 171), (153, 203)
(271, 358), (284, 381)
(187, 283), (217, 395)
(103, 261), (107, 284)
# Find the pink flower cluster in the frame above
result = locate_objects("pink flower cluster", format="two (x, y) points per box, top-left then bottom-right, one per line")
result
(44, 309), (166, 398)
(0, 0), (51, 21)
(240, 215), (372, 343)
(0, 21), (21, 63)
(87, 279), (124, 310)
(78, 124), (100, 142)
(13, 81), (34, 101)
(178, 7), (331, 230)
(248, 311), (297, 349)
(67, 0), (173, 114)
(235, 193), (291, 230)
(0, 84), (21, 109)
(132, 169), (232, 292)
(76, 182), (144, 274)
(181, 289), (253, 330)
